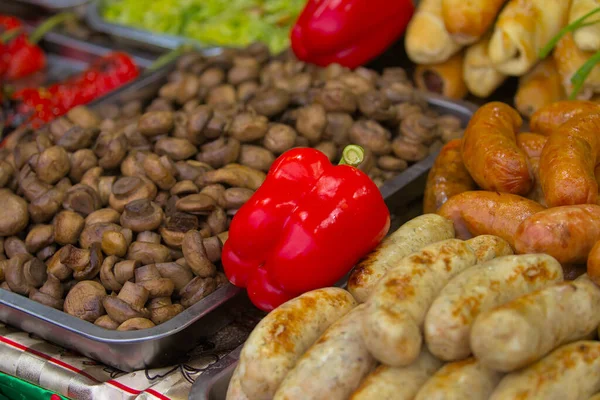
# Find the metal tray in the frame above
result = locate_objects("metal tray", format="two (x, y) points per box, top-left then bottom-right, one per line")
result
(189, 96), (476, 400)
(85, 0), (193, 52)
(5, 0), (92, 11)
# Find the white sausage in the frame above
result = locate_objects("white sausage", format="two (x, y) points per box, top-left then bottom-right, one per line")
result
(425, 253), (563, 361)
(465, 234), (513, 264)
(350, 348), (442, 400)
(273, 305), (376, 400)
(490, 341), (600, 400)
(231, 287), (357, 400)
(414, 358), (503, 400)
(471, 274), (600, 372)
(348, 214), (455, 303)
(363, 239), (477, 367)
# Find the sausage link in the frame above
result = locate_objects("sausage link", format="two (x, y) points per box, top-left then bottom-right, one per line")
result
(540, 112), (600, 206)
(465, 235), (513, 264)
(530, 100), (600, 136)
(461, 102), (531, 194)
(471, 275), (600, 372)
(437, 191), (545, 248)
(348, 214), (455, 303)
(273, 305), (376, 400)
(414, 358), (503, 400)
(515, 205), (600, 264)
(489, 341), (600, 400)
(233, 288), (357, 400)
(425, 254), (563, 361)
(516, 132), (548, 159)
(363, 239), (477, 367)
(423, 139), (476, 214)
(587, 240), (600, 286)
(350, 348), (442, 400)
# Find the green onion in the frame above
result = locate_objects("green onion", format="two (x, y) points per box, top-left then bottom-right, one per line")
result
(539, 7), (600, 58)
(570, 49), (600, 99)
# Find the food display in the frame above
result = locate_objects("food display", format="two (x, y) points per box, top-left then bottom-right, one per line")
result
(227, 212), (600, 399)
(406, 0), (600, 118)
(101, 0), (305, 53)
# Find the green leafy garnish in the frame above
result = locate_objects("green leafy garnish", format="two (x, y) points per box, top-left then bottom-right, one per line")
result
(569, 49), (600, 100)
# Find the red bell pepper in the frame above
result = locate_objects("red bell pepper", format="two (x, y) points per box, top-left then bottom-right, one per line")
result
(291, 0), (415, 69)
(222, 145), (390, 311)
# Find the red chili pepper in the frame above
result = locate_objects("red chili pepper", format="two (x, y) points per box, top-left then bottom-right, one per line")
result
(291, 0), (415, 68)
(222, 145), (390, 311)
(0, 17), (24, 78)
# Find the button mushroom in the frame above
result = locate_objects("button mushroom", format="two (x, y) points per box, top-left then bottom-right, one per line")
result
(120, 199), (164, 232)
(159, 212), (199, 248)
(29, 274), (64, 310)
(62, 184), (102, 216)
(0, 189), (29, 236)
(182, 231), (221, 278)
(4, 236), (28, 258)
(155, 262), (193, 292)
(103, 281), (150, 324)
(54, 210), (85, 245)
(69, 149), (98, 183)
(94, 315), (119, 330)
(143, 154), (177, 190)
(228, 112), (269, 143)
(85, 208), (121, 226)
(46, 247), (73, 281)
(199, 164), (265, 191)
(33, 146), (71, 184)
(60, 243), (103, 281)
(207, 208), (227, 236)
(263, 124), (297, 154)
(25, 225), (54, 254)
(109, 176), (157, 212)
(196, 137), (241, 169)
(101, 230), (129, 257)
(94, 131), (128, 169)
(64, 280), (106, 322)
(117, 317), (156, 331)
(134, 264), (174, 298)
(100, 256), (139, 292)
(138, 111), (174, 136)
(148, 297), (184, 325)
(179, 276), (217, 308)
(175, 193), (215, 215)
(295, 104), (327, 144)
(154, 137), (197, 161)
(80, 222), (123, 249)
(4, 254), (47, 295)
(126, 231), (170, 266)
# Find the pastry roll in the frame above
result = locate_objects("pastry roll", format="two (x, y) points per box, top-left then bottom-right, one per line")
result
(414, 52), (468, 99)
(463, 34), (508, 97)
(405, 0), (462, 64)
(570, 0), (600, 52)
(515, 58), (565, 117)
(489, 0), (571, 76)
(553, 32), (600, 99)
(441, 0), (509, 45)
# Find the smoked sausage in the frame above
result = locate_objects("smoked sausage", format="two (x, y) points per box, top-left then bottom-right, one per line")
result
(489, 341), (600, 400)
(461, 102), (532, 195)
(515, 204), (600, 264)
(471, 275), (600, 372)
(348, 214), (455, 303)
(539, 112), (600, 206)
(437, 191), (545, 248)
(516, 133), (548, 205)
(423, 139), (476, 214)
(230, 287), (357, 400)
(587, 240), (600, 286)
(530, 100), (599, 136)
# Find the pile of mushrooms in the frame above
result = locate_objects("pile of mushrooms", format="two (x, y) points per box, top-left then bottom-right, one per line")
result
(0, 43), (464, 331)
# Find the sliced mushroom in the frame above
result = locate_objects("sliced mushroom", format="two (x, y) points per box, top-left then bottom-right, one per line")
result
(0, 189), (29, 236)
(54, 210), (85, 245)
(94, 315), (119, 330)
(135, 264), (174, 298)
(175, 193), (215, 215)
(85, 208), (121, 226)
(170, 180), (198, 196)
(103, 281), (150, 324)
(100, 257), (139, 292)
(109, 176), (157, 212)
(5, 254), (46, 295)
(62, 184), (102, 216)
(199, 164), (265, 190)
(155, 262), (194, 292)
(36, 245), (57, 261)
(143, 154), (177, 190)
(120, 199), (164, 232)
(182, 231), (221, 278)
(29, 274), (64, 310)
(80, 222), (122, 249)
(46, 247), (73, 281)
(117, 317), (156, 331)
(64, 280), (106, 322)
(179, 276), (217, 308)
(148, 297), (184, 325)
(159, 212), (199, 248)
(175, 160), (213, 182)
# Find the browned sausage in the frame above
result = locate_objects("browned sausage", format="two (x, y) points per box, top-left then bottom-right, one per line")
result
(437, 191), (545, 248)
(515, 205), (600, 264)
(587, 240), (600, 286)
(461, 102), (531, 195)
(530, 100), (600, 136)
(516, 133), (548, 205)
(423, 139), (477, 214)
(539, 112), (600, 207)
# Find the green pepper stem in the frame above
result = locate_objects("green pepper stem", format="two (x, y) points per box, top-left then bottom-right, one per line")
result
(570, 48), (600, 100)
(29, 12), (78, 44)
(338, 144), (365, 167)
(0, 28), (22, 44)
(147, 44), (195, 72)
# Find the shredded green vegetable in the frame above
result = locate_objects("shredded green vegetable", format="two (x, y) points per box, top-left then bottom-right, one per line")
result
(102, 0), (306, 53)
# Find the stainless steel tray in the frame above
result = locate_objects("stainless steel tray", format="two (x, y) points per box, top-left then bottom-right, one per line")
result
(85, 0), (193, 52)
(6, 0), (92, 10)
(189, 96), (476, 400)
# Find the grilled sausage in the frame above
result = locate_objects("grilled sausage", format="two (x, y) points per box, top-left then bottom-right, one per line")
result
(362, 239), (478, 367)
(274, 304), (376, 400)
(515, 204), (600, 264)
(588, 240), (600, 286)
(465, 234), (513, 264)
(471, 275), (600, 372)
(516, 132), (548, 158)
(489, 341), (600, 400)
(423, 139), (477, 214)
(461, 102), (531, 195)
(539, 112), (600, 207)
(231, 287), (357, 400)
(348, 214), (455, 303)
(425, 254), (563, 361)
(530, 100), (599, 136)
(438, 191), (545, 248)
(350, 348), (442, 400)
(414, 358), (503, 400)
